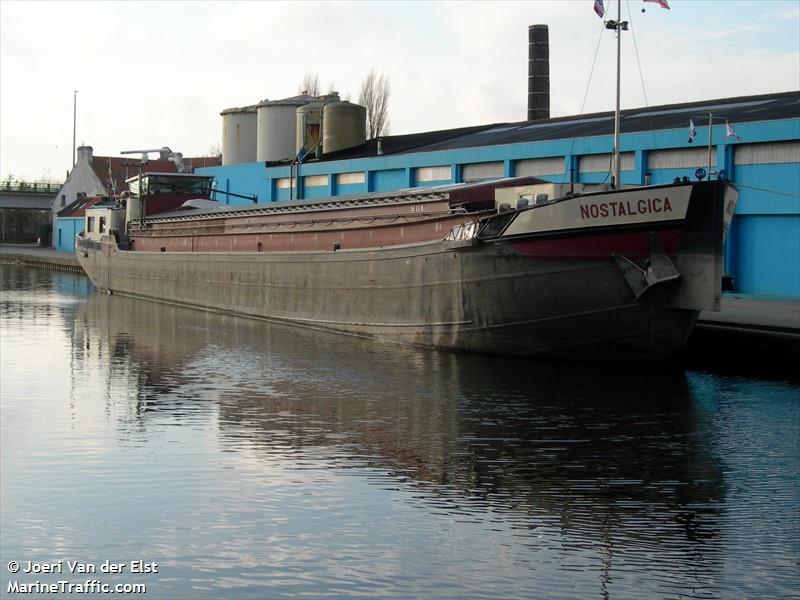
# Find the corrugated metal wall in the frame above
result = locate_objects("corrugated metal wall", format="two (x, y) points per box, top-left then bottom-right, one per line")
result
(649, 148), (717, 169)
(515, 157), (563, 176)
(304, 175), (329, 188)
(579, 153), (633, 173)
(734, 141), (800, 165)
(336, 172), (366, 185)
(416, 166), (452, 183)
(462, 162), (503, 182)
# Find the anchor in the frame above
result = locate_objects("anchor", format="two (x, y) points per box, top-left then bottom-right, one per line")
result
(613, 231), (681, 299)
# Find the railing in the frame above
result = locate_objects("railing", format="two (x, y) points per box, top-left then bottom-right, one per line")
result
(0, 181), (62, 194)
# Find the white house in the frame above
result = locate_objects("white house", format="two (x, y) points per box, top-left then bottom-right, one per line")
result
(50, 146), (221, 248)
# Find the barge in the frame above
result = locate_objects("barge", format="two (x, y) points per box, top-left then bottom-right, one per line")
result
(76, 172), (737, 360)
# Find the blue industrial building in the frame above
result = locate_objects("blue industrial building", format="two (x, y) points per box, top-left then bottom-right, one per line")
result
(199, 91), (799, 299)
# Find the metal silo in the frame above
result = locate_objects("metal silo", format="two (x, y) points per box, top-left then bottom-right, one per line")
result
(221, 106), (257, 165)
(322, 100), (367, 155)
(256, 94), (317, 162)
(296, 102), (322, 157)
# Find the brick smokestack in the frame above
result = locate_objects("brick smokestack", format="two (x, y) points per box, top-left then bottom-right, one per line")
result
(528, 24), (550, 121)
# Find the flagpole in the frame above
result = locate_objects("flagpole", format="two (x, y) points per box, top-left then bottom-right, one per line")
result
(613, 0), (621, 188)
(707, 112), (713, 180)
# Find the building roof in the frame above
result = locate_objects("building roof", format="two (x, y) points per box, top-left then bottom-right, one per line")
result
(220, 105), (257, 115)
(257, 94), (318, 108)
(287, 90), (799, 165)
(57, 195), (107, 218)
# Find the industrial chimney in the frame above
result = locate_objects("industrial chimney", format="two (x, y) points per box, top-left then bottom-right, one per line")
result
(528, 24), (550, 121)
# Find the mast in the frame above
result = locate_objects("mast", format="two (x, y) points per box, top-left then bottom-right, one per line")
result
(606, 1), (628, 188)
(613, 0), (621, 188)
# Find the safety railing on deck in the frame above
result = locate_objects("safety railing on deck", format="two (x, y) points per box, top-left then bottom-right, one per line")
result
(0, 181), (62, 194)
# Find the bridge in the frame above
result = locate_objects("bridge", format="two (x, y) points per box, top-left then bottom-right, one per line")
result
(0, 181), (60, 209)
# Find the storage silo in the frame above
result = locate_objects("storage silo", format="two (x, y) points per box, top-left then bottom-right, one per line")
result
(322, 100), (367, 155)
(221, 106), (257, 165)
(256, 94), (317, 162)
(296, 102), (322, 157)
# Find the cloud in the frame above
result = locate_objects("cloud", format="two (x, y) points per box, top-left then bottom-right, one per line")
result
(1, 0), (798, 180)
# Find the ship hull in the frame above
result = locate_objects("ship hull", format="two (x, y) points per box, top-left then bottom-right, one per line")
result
(76, 180), (735, 361)
(77, 236), (696, 361)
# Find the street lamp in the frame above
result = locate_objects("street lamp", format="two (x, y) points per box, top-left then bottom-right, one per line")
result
(72, 90), (78, 168)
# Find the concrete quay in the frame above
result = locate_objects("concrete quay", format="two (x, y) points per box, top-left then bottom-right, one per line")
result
(686, 296), (800, 374)
(0, 244), (83, 273)
(1, 243), (797, 372)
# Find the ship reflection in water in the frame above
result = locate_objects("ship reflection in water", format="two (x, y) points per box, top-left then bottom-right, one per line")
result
(1, 265), (798, 599)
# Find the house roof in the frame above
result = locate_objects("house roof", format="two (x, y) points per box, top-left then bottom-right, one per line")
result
(277, 90), (799, 165)
(57, 195), (107, 218)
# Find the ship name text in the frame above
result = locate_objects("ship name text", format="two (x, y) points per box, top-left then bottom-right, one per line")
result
(580, 197), (673, 220)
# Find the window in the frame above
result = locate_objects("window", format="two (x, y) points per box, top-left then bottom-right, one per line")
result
(304, 175), (329, 187)
(61, 195), (66, 207)
(336, 172), (366, 185)
(647, 149), (714, 170)
(462, 162), (503, 183)
(87, 217), (95, 232)
(579, 152), (634, 173)
(416, 165), (451, 183)
(515, 157), (564, 177)
(734, 141), (800, 166)
(99, 217), (106, 233)
(144, 175), (212, 196)
(276, 178), (291, 189)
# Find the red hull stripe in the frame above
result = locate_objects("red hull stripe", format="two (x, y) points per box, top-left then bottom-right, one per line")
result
(512, 228), (683, 260)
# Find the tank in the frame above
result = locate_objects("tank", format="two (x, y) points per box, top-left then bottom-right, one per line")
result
(322, 101), (367, 155)
(296, 102), (322, 157)
(220, 106), (257, 165)
(257, 95), (317, 162)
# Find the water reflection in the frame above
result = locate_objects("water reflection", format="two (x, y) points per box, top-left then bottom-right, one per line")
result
(2, 265), (797, 599)
(78, 293), (729, 577)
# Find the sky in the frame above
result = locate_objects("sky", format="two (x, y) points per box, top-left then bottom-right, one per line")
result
(1, 0), (798, 181)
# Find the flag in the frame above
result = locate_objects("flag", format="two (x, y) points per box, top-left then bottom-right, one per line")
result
(594, 0), (605, 18)
(725, 120), (743, 141)
(644, 0), (670, 8)
(687, 118), (697, 143)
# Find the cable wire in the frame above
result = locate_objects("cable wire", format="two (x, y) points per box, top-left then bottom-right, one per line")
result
(567, 18), (608, 163)
(626, 0), (661, 172)
(734, 183), (800, 200)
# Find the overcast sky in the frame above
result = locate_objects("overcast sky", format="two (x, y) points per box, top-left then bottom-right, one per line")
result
(1, 0), (798, 181)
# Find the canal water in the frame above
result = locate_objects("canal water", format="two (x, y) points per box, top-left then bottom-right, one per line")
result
(1, 265), (798, 599)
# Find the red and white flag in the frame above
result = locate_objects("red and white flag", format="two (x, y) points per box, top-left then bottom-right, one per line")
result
(644, 0), (671, 9)
(594, 0), (605, 18)
(725, 121), (743, 141)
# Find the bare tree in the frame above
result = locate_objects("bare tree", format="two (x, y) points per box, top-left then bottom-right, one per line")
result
(359, 69), (391, 139)
(207, 142), (222, 158)
(299, 72), (321, 97)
